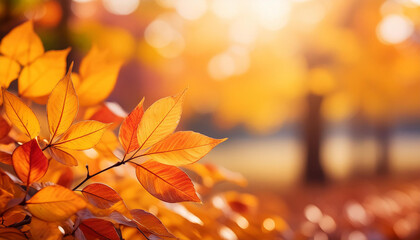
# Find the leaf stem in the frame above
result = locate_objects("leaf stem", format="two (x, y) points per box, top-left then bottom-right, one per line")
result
(71, 151), (146, 190)
(72, 161), (122, 190)
(42, 144), (51, 151)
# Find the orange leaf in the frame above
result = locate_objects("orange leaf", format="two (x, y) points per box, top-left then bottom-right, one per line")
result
(53, 120), (109, 150)
(119, 98), (144, 153)
(88, 102), (125, 128)
(0, 56), (20, 88)
(0, 151), (12, 165)
(30, 217), (64, 240)
(18, 48), (70, 99)
(144, 131), (227, 166)
(0, 228), (27, 240)
(26, 185), (87, 221)
(79, 218), (120, 240)
(0, 169), (21, 198)
(82, 183), (131, 217)
(137, 90), (185, 150)
(3, 90), (40, 139)
(49, 147), (78, 166)
(131, 209), (175, 238)
(135, 161), (200, 203)
(47, 63), (78, 141)
(0, 116), (11, 139)
(12, 139), (48, 185)
(0, 21), (44, 65)
(81, 183), (122, 209)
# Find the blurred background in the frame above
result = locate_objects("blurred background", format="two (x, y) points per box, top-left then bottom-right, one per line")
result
(3, 0), (420, 238)
(2, 0), (420, 188)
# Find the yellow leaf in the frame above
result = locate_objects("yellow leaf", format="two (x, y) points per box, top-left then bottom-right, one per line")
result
(47, 64), (78, 140)
(26, 185), (87, 222)
(144, 131), (226, 166)
(137, 90), (185, 150)
(3, 90), (40, 139)
(53, 120), (109, 150)
(77, 45), (123, 106)
(18, 48), (70, 99)
(0, 56), (20, 88)
(0, 21), (44, 65)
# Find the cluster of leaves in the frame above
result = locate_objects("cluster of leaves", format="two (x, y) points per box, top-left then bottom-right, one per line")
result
(0, 21), (226, 239)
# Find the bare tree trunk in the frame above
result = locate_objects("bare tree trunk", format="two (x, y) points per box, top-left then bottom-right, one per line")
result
(304, 93), (326, 183)
(375, 123), (390, 175)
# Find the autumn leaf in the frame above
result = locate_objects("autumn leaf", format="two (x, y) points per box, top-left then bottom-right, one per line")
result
(30, 217), (64, 240)
(88, 102), (125, 128)
(47, 63), (78, 141)
(0, 116), (11, 140)
(77, 45), (123, 106)
(12, 139), (48, 185)
(53, 120), (109, 150)
(119, 98), (144, 153)
(82, 183), (130, 217)
(0, 152), (12, 165)
(26, 185), (87, 221)
(79, 218), (121, 240)
(49, 147), (78, 166)
(81, 183), (122, 209)
(0, 188), (13, 214)
(0, 21), (44, 65)
(0, 228), (27, 240)
(143, 131), (227, 166)
(137, 90), (185, 150)
(3, 90), (40, 139)
(135, 161), (200, 203)
(94, 130), (120, 159)
(1, 206), (27, 227)
(0, 56), (20, 88)
(18, 48), (70, 99)
(0, 169), (19, 198)
(131, 209), (175, 238)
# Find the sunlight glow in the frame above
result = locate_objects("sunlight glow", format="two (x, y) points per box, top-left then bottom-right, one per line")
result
(102, 0), (139, 15)
(377, 14), (414, 44)
(263, 218), (276, 231)
(304, 204), (323, 223)
(229, 19), (258, 45)
(219, 226), (238, 240)
(208, 53), (236, 80)
(252, 0), (291, 31)
(145, 19), (176, 48)
(211, 0), (240, 19)
(175, 0), (207, 20)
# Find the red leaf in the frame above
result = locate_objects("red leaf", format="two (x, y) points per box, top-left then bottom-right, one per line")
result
(131, 209), (175, 238)
(79, 218), (120, 240)
(89, 102), (125, 128)
(135, 161), (200, 203)
(12, 139), (48, 185)
(119, 98), (144, 153)
(81, 183), (122, 209)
